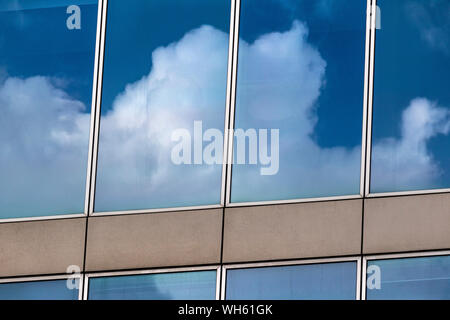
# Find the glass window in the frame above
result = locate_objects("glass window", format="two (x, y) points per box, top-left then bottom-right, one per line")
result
(225, 261), (358, 300)
(88, 270), (217, 300)
(0, 279), (79, 300)
(366, 255), (450, 300)
(230, 0), (366, 203)
(94, 0), (230, 212)
(370, 0), (450, 193)
(0, 1), (98, 219)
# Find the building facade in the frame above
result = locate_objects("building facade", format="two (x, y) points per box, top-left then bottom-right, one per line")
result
(0, 0), (449, 300)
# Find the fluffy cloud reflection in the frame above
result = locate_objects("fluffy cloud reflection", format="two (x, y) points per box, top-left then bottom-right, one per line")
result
(0, 76), (89, 217)
(1, 22), (449, 215)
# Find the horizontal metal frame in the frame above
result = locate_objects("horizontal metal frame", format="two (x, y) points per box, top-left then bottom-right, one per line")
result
(221, 256), (361, 300)
(0, 213), (85, 224)
(226, 194), (361, 208)
(361, 249), (450, 300)
(83, 265), (221, 300)
(366, 188), (450, 199)
(0, 274), (83, 300)
(91, 204), (222, 217)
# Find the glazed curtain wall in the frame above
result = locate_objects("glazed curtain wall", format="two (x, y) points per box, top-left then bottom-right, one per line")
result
(1, 0), (449, 220)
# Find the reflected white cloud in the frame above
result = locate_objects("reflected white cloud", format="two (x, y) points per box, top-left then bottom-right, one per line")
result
(371, 98), (450, 192)
(94, 25), (229, 211)
(2, 22), (449, 214)
(0, 76), (89, 217)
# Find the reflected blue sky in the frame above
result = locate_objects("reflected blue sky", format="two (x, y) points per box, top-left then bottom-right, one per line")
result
(0, 1), (97, 218)
(226, 262), (357, 300)
(0, 279), (79, 300)
(231, 0), (366, 202)
(94, 0), (230, 212)
(367, 255), (450, 300)
(371, 0), (450, 193)
(88, 270), (217, 300)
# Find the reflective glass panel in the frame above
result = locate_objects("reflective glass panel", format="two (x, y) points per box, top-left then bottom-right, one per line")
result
(0, 0), (98, 219)
(230, 0), (366, 202)
(370, 0), (450, 193)
(0, 279), (79, 300)
(94, 0), (230, 212)
(226, 262), (357, 300)
(88, 270), (217, 300)
(366, 255), (450, 300)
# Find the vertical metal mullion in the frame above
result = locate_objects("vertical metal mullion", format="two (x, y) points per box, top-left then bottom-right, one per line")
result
(82, 274), (90, 300)
(88, 0), (108, 215)
(224, 0), (241, 206)
(361, 257), (368, 300)
(356, 257), (362, 300)
(360, 0), (372, 198)
(361, 0), (377, 301)
(221, 0), (237, 206)
(215, 266), (222, 300)
(84, 0), (104, 215)
(220, 266), (227, 300)
(364, 0), (377, 197)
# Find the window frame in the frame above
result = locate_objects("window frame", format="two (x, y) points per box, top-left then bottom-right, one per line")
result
(221, 256), (361, 300)
(0, 0), (103, 223)
(364, 0), (450, 198)
(0, 274), (83, 300)
(362, 249), (450, 300)
(83, 265), (221, 300)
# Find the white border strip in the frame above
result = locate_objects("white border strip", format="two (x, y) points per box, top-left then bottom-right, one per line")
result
(88, 0), (108, 215)
(225, 0), (241, 206)
(84, 0), (104, 215)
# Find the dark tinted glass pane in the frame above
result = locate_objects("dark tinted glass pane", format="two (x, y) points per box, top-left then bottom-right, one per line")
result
(226, 262), (357, 300)
(370, 0), (450, 193)
(94, 0), (230, 212)
(88, 270), (217, 300)
(230, 0), (366, 202)
(0, 0), (98, 218)
(366, 255), (450, 300)
(0, 279), (79, 300)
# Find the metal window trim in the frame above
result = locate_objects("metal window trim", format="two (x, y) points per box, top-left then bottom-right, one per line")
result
(83, 265), (221, 300)
(84, 0), (105, 215)
(361, 249), (450, 300)
(90, 204), (222, 217)
(221, 256), (361, 300)
(221, 0), (237, 207)
(0, 213), (86, 224)
(226, 194), (362, 208)
(364, 0), (376, 197)
(0, 274), (83, 301)
(367, 188), (450, 198)
(88, 0), (108, 215)
(224, 0), (240, 206)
